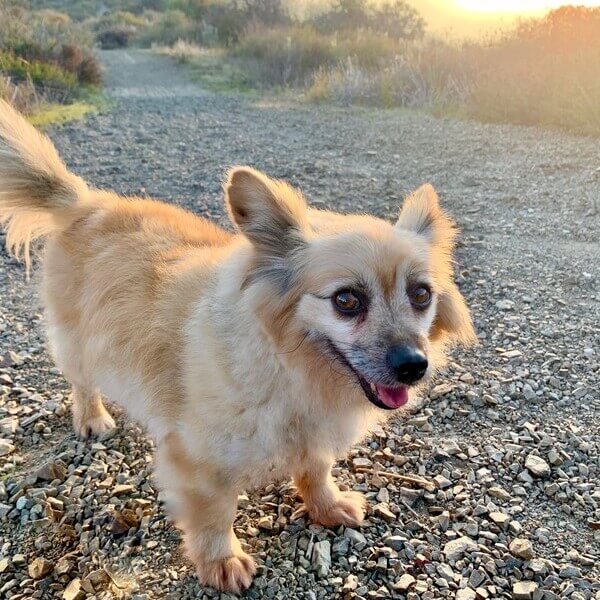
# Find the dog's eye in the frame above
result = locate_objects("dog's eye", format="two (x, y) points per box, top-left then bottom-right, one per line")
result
(332, 290), (364, 316)
(409, 284), (432, 309)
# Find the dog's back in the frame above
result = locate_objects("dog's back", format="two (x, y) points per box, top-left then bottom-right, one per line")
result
(0, 100), (235, 435)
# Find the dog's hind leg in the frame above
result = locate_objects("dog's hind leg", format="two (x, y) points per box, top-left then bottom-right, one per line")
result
(71, 385), (115, 440)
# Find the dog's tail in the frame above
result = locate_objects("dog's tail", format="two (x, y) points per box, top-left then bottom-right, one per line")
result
(0, 99), (89, 272)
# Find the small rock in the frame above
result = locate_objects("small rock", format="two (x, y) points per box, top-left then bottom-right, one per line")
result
(456, 589), (476, 600)
(443, 536), (478, 561)
(0, 416), (18, 436)
(495, 299), (514, 310)
(373, 503), (395, 521)
(0, 557), (10, 573)
(112, 484), (135, 496)
(312, 540), (331, 577)
(430, 383), (454, 399)
(395, 574), (416, 591)
(0, 439), (15, 457)
(384, 535), (406, 551)
(342, 574), (359, 592)
(257, 515), (273, 531)
(525, 454), (550, 477)
(345, 528), (367, 548)
(488, 487), (511, 501)
(63, 578), (84, 600)
(510, 538), (535, 560)
(54, 556), (74, 576)
(512, 581), (537, 599)
(489, 512), (510, 527)
(35, 460), (67, 482)
(559, 565), (582, 578)
(108, 509), (139, 535)
(28, 557), (53, 580)
(434, 474), (452, 489)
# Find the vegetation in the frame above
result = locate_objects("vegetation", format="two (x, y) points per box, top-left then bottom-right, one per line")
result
(8, 0), (599, 135)
(0, 1), (101, 117)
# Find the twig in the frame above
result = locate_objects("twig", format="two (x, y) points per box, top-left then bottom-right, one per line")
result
(355, 467), (435, 492)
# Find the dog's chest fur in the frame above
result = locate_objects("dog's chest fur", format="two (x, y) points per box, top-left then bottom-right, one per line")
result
(178, 287), (380, 488)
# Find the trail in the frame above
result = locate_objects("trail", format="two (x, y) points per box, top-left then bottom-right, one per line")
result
(0, 49), (598, 599)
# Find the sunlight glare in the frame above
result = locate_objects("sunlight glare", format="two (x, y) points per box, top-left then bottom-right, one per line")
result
(454, 0), (600, 14)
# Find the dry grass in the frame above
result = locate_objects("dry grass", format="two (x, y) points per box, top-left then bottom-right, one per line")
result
(229, 7), (600, 136)
(154, 39), (206, 64)
(466, 6), (600, 135)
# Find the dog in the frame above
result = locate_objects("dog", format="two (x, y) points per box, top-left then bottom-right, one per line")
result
(0, 100), (475, 593)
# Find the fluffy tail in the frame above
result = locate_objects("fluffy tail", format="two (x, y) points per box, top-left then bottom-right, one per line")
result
(0, 99), (88, 272)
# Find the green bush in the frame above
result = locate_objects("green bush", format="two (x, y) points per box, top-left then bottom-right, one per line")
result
(0, 2), (101, 114)
(0, 52), (77, 92)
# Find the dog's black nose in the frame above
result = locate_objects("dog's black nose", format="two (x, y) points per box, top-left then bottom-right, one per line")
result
(386, 345), (428, 384)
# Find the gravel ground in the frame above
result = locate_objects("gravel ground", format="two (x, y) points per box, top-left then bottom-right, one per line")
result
(0, 49), (599, 600)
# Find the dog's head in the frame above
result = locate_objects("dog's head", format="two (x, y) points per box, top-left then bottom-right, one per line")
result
(225, 167), (476, 410)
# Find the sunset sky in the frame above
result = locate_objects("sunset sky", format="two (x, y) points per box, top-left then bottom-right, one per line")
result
(413, 0), (600, 37)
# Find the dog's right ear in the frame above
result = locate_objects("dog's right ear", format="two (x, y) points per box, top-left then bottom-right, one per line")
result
(225, 167), (308, 256)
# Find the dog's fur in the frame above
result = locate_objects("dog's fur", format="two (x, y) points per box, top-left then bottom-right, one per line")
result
(0, 100), (475, 593)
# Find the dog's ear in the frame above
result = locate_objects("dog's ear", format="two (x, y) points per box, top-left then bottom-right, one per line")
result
(225, 167), (307, 254)
(396, 184), (456, 250)
(432, 284), (477, 345)
(398, 185), (476, 346)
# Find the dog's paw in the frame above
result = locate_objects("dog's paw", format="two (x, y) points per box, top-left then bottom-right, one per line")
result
(73, 410), (116, 440)
(196, 552), (256, 594)
(306, 491), (366, 528)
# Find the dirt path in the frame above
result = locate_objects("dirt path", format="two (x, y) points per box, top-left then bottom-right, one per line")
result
(0, 49), (598, 600)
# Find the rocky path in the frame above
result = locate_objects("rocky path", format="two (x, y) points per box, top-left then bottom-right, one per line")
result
(0, 49), (598, 600)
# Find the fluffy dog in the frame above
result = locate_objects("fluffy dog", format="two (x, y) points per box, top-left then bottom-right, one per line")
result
(0, 100), (475, 593)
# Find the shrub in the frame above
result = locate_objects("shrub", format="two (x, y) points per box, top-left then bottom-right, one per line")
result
(0, 2), (101, 115)
(137, 10), (200, 46)
(466, 6), (600, 135)
(314, 0), (424, 40)
(97, 26), (137, 49)
(235, 24), (403, 87)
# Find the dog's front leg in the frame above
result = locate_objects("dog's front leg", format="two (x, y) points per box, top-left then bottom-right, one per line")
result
(156, 434), (256, 594)
(293, 456), (366, 528)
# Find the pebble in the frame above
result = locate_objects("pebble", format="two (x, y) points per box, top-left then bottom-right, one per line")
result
(0, 439), (15, 456)
(512, 581), (538, 599)
(28, 557), (53, 580)
(525, 454), (551, 477)
(312, 540), (331, 577)
(63, 578), (83, 600)
(443, 536), (478, 561)
(395, 574), (416, 591)
(509, 538), (535, 560)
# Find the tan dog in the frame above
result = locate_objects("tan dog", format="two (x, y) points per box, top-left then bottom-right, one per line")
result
(0, 101), (475, 593)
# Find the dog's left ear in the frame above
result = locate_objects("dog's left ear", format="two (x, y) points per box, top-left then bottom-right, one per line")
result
(395, 184), (456, 250)
(397, 184), (477, 346)
(225, 166), (308, 255)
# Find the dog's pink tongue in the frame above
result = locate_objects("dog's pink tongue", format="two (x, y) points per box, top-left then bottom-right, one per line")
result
(375, 385), (409, 409)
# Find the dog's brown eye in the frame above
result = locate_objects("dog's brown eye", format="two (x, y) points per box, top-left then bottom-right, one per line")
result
(409, 285), (432, 309)
(333, 290), (363, 316)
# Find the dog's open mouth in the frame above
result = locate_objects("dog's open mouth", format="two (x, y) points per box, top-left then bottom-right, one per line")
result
(357, 377), (409, 410)
(322, 337), (410, 411)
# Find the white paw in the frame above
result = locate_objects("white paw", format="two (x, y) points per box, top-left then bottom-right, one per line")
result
(73, 411), (116, 440)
